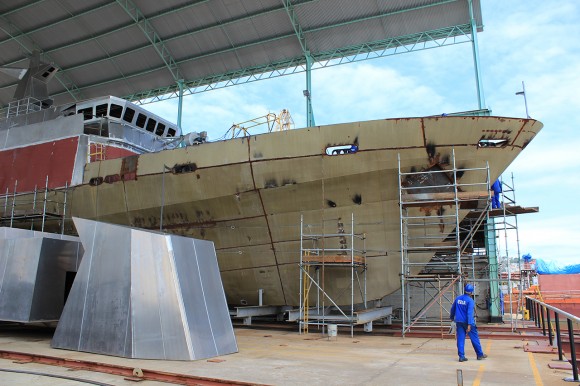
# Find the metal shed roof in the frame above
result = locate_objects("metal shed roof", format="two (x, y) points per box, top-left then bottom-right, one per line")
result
(0, 0), (482, 108)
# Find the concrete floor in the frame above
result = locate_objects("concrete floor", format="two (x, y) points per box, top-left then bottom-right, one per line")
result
(0, 325), (573, 385)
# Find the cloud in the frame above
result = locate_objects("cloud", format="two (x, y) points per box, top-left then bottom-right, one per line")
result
(309, 63), (463, 124)
(480, 1), (580, 122)
(514, 215), (580, 262)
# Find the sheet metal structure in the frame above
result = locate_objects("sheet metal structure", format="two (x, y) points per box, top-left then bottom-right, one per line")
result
(0, 0), (482, 107)
(0, 228), (82, 322)
(52, 218), (237, 360)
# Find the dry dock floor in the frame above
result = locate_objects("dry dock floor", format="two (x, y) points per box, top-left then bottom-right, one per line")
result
(0, 324), (573, 385)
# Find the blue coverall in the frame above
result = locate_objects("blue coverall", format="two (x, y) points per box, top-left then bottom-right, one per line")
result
(491, 180), (502, 209)
(450, 294), (484, 360)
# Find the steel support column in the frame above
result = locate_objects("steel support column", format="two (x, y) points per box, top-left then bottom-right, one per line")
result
(467, 0), (485, 109)
(283, 0), (315, 127)
(177, 79), (184, 129)
(305, 53), (315, 127)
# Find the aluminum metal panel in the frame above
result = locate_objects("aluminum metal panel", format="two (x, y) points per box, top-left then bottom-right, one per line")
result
(0, 229), (82, 322)
(84, 220), (131, 356)
(52, 218), (237, 360)
(0, 238), (38, 321)
(30, 238), (79, 320)
(1, 114), (83, 150)
(191, 239), (238, 354)
(130, 231), (190, 360)
(0, 227), (81, 243)
(171, 238), (217, 359)
(50, 223), (96, 350)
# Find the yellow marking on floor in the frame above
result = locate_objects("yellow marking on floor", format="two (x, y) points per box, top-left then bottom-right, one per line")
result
(527, 352), (544, 386)
(472, 340), (492, 386)
(472, 364), (485, 386)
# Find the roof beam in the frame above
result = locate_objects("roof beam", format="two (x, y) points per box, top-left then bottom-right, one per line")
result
(51, 24), (471, 103)
(0, 1), (117, 50)
(0, 13), (83, 101)
(0, 0), (302, 93)
(8, 0), (467, 89)
(115, 0), (182, 83)
(0, 0), (212, 66)
(282, 0), (308, 53)
(468, 0), (485, 109)
(0, 0), (45, 18)
(51, 0), (459, 76)
(12, 0), (308, 71)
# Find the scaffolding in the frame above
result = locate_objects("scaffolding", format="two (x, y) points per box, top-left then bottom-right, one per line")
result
(398, 151), (491, 336)
(0, 177), (69, 234)
(298, 214), (368, 337)
(492, 173), (538, 331)
(88, 142), (106, 162)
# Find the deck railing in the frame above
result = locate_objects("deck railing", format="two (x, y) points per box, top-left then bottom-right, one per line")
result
(526, 296), (579, 382)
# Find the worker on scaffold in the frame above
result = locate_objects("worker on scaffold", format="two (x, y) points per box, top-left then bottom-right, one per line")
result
(491, 179), (502, 209)
(450, 283), (487, 362)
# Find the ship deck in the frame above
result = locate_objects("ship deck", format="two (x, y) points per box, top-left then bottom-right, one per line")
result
(0, 321), (572, 385)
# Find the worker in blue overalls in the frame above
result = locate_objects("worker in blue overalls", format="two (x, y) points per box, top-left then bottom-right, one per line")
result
(491, 180), (502, 209)
(450, 283), (487, 362)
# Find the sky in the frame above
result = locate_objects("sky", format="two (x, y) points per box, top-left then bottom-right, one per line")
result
(146, 0), (580, 265)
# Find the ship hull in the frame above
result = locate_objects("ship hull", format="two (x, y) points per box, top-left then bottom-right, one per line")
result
(62, 116), (542, 306)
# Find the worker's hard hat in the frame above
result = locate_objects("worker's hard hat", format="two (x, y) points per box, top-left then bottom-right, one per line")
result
(464, 284), (474, 294)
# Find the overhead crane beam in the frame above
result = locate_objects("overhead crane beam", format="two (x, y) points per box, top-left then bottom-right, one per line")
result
(468, 0), (486, 109)
(283, 0), (315, 127)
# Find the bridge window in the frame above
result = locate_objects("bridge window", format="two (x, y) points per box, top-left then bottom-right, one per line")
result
(109, 104), (123, 118)
(155, 123), (166, 136)
(146, 118), (157, 132)
(78, 107), (93, 121)
(96, 104), (108, 118)
(136, 113), (147, 128)
(167, 128), (176, 137)
(123, 107), (135, 123)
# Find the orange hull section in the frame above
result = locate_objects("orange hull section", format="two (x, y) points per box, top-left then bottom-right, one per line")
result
(511, 275), (580, 317)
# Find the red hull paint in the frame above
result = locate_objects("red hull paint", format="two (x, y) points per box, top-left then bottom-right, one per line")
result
(538, 274), (580, 292)
(0, 137), (79, 193)
(539, 275), (580, 316)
